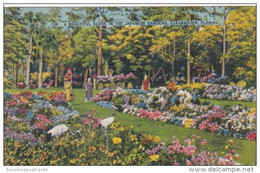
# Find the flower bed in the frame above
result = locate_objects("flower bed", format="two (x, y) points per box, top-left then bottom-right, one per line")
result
(4, 102), (240, 165)
(4, 91), (77, 132)
(95, 72), (137, 89)
(203, 84), (256, 102)
(92, 87), (256, 140)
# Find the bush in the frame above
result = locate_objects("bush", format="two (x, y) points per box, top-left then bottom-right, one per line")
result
(30, 72), (52, 84)
(214, 76), (231, 85)
(4, 77), (15, 89)
(16, 83), (26, 89)
(237, 81), (246, 88)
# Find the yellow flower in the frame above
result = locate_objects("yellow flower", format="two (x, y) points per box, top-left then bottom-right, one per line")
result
(229, 82), (235, 86)
(185, 119), (195, 128)
(248, 108), (256, 116)
(70, 159), (76, 164)
(79, 153), (85, 159)
(130, 125), (134, 129)
(111, 123), (119, 130)
(59, 139), (64, 146)
(130, 135), (137, 142)
(14, 140), (20, 148)
(99, 145), (105, 152)
(50, 160), (57, 165)
(112, 137), (122, 144)
(107, 152), (114, 158)
(225, 145), (229, 150)
(153, 136), (160, 144)
(11, 158), (16, 165)
(149, 154), (159, 162)
(88, 146), (96, 153)
(118, 126), (125, 132)
(237, 80), (246, 88)
(113, 160), (117, 165)
(90, 132), (96, 137)
(148, 134), (153, 141)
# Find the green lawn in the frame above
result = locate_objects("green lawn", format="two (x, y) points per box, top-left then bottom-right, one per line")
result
(5, 87), (256, 165)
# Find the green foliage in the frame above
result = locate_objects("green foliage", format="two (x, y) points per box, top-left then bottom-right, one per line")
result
(226, 7), (256, 87)
(72, 28), (97, 69)
(4, 8), (27, 74)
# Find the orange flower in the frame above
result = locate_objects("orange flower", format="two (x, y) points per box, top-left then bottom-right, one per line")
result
(88, 146), (96, 153)
(153, 136), (160, 144)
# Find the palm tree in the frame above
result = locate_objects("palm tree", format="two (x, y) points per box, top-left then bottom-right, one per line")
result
(33, 12), (56, 88)
(175, 7), (211, 84)
(24, 11), (39, 88)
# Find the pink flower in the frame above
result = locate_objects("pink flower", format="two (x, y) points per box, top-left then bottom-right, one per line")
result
(200, 139), (207, 146)
(228, 139), (233, 144)
(186, 160), (192, 166)
(174, 161), (180, 166)
(184, 139), (191, 146)
(246, 132), (256, 141)
(182, 145), (196, 156)
(225, 153), (232, 161)
(209, 122), (219, 132)
(199, 121), (208, 130)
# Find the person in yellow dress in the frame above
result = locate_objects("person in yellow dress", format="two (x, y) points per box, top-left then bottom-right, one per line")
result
(65, 81), (71, 101)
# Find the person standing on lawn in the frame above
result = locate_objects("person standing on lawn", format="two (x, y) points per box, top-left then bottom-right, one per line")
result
(142, 75), (150, 91)
(85, 77), (93, 102)
(64, 68), (73, 95)
(65, 80), (71, 101)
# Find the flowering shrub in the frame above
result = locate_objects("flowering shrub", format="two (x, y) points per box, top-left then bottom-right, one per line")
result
(124, 72), (137, 82)
(42, 80), (54, 88)
(137, 109), (163, 120)
(246, 131), (256, 141)
(200, 73), (216, 83)
(33, 114), (53, 131)
(237, 80), (247, 88)
(29, 83), (37, 89)
(16, 83), (26, 89)
(30, 72), (51, 84)
(92, 89), (114, 102)
(203, 84), (256, 102)
(82, 110), (101, 128)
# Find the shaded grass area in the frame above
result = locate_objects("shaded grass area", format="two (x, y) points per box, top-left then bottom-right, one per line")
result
(5, 87), (256, 165)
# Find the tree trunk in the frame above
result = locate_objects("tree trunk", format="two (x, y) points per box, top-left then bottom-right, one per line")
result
(152, 68), (162, 83)
(222, 24), (226, 77)
(172, 36), (176, 78)
(171, 61), (175, 79)
(38, 49), (43, 88)
(21, 63), (25, 81)
(97, 26), (103, 75)
(161, 68), (167, 83)
(55, 65), (59, 87)
(187, 38), (191, 84)
(83, 68), (89, 88)
(60, 64), (64, 78)
(15, 64), (19, 85)
(26, 34), (33, 87)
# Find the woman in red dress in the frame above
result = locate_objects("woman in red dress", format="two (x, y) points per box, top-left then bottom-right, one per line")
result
(142, 75), (150, 91)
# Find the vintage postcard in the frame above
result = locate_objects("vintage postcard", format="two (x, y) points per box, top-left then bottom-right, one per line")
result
(2, 2), (257, 171)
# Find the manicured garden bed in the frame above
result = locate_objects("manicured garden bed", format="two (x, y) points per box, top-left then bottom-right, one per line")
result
(4, 87), (256, 165)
